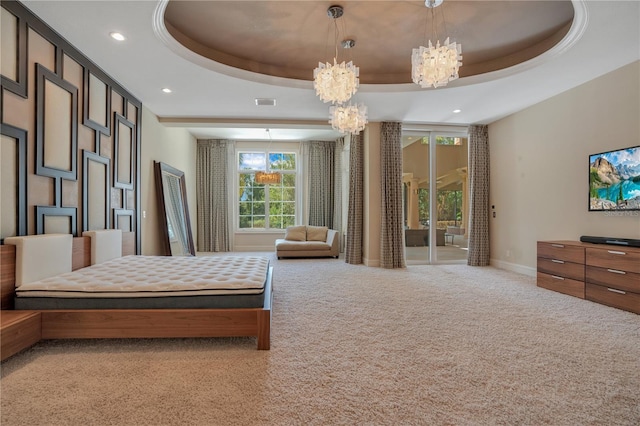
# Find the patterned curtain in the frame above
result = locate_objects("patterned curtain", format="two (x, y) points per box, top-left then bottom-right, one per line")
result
(380, 122), (406, 269)
(467, 125), (490, 266)
(345, 133), (364, 264)
(307, 140), (335, 227)
(196, 139), (230, 252)
(333, 137), (344, 251)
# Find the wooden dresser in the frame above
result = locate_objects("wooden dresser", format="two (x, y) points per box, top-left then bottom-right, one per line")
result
(537, 241), (640, 314)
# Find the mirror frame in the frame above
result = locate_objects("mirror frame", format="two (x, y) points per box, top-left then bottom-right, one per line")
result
(153, 161), (195, 256)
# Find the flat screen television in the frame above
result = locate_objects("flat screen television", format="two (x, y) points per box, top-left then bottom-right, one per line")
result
(589, 145), (640, 211)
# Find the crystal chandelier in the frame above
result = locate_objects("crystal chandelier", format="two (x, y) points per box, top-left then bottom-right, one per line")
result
(329, 103), (368, 135)
(314, 59), (359, 104)
(412, 0), (462, 89)
(313, 5), (359, 104)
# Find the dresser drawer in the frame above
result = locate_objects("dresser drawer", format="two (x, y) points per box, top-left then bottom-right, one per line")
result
(586, 266), (640, 293)
(586, 247), (640, 274)
(537, 257), (584, 281)
(538, 242), (585, 263)
(586, 283), (640, 315)
(537, 272), (585, 299)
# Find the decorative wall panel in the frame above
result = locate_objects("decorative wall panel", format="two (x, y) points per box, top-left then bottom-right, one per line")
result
(36, 64), (77, 179)
(84, 70), (110, 134)
(36, 206), (76, 235)
(0, 1), (142, 252)
(0, 5), (27, 97)
(82, 150), (110, 231)
(114, 113), (134, 190)
(114, 209), (134, 232)
(0, 124), (27, 240)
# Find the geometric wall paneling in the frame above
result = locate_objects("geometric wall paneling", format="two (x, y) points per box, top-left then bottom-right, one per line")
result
(35, 205), (77, 235)
(83, 68), (111, 135)
(113, 208), (134, 232)
(82, 150), (110, 232)
(0, 124), (27, 240)
(113, 113), (135, 190)
(6, 2), (143, 253)
(0, 4), (28, 97)
(35, 64), (78, 180)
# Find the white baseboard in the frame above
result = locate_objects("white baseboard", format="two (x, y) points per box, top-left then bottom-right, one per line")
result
(363, 257), (380, 267)
(490, 258), (536, 277)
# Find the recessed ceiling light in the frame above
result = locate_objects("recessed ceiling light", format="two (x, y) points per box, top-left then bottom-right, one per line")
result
(453, 109), (461, 113)
(162, 88), (172, 93)
(109, 32), (126, 41)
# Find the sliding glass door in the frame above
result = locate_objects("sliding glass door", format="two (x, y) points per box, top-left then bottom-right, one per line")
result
(402, 129), (468, 264)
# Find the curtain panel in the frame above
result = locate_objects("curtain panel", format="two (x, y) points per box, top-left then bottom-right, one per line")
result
(380, 122), (406, 269)
(467, 125), (490, 266)
(196, 139), (230, 252)
(307, 140), (336, 227)
(345, 133), (364, 264)
(333, 137), (344, 251)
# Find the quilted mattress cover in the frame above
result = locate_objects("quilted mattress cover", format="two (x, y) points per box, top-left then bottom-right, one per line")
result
(16, 255), (270, 298)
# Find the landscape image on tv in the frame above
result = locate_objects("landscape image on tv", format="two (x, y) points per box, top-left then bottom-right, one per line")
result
(589, 145), (640, 211)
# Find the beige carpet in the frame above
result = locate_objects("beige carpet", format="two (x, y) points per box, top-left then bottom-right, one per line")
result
(2, 255), (639, 425)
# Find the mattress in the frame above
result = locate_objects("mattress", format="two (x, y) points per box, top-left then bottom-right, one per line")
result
(15, 255), (270, 310)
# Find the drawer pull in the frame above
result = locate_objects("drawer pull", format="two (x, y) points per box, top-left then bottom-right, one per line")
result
(607, 288), (627, 295)
(551, 275), (565, 280)
(606, 269), (626, 275)
(607, 250), (626, 255)
(551, 259), (565, 264)
(551, 244), (565, 248)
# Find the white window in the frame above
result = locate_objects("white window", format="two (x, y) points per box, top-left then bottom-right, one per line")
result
(237, 149), (297, 230)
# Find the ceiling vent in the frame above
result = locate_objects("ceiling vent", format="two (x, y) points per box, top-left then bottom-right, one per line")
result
(255, 98), (276, 106)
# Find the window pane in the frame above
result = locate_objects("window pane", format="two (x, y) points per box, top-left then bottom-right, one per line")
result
(268, 186), (282, 201)
(269, 153), (283, 169)
(269, 152), (296, 170)
(254, 201), (265, 215)
(253, 187), (265, 201)
(270, 202), (283, 215)
(281, 153), (296, 170)
(282, 173), (295, 186)
(282, 216), (295, 228)
(238, 173), (254, 188)
(239, 202), (252, 215)
(253, 216), (265, 228)
(239, 152), (266, 170)
(282, 187), (295, 201)
(283, 202), (295, 215)
(239, 216), (251, 228)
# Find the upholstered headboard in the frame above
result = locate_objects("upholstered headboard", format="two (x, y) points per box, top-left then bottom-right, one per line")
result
(4, 234), (73, 288)
(82, 229), (122, 265)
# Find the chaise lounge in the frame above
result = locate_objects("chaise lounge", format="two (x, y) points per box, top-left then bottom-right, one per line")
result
(275, 225), (339, 259)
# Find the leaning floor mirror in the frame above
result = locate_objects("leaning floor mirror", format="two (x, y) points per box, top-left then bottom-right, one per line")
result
(154, 161), (196, 256)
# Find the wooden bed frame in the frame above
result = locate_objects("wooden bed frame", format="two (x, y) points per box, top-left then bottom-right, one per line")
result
(0, 233), (272, 355)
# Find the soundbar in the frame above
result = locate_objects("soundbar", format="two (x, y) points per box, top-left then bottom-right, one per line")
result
(580, 235), (640, 247)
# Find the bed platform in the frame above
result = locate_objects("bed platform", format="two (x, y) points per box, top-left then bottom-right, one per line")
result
(0, 231), (273, 358)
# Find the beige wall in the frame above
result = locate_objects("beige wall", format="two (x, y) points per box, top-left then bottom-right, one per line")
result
(488, 61), (640, 274)
(140, 107), (196, 255)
